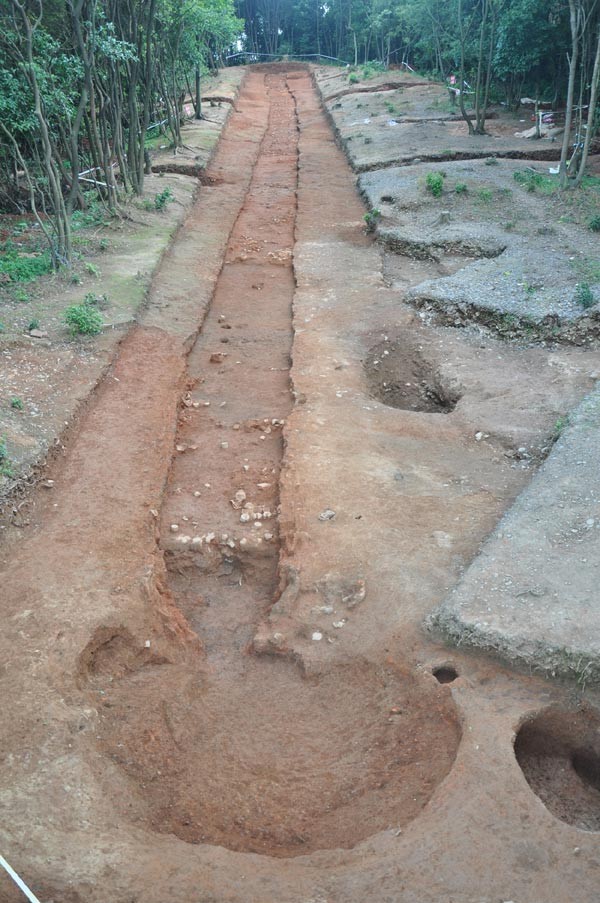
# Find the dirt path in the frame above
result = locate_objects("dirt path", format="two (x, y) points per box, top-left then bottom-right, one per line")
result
(1, 65), (600, 903)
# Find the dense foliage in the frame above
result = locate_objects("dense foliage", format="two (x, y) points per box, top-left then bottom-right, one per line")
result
(1, 0), (599, 266)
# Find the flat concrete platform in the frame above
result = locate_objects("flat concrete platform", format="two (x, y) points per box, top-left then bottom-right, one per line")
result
(430, 384), (600, 685)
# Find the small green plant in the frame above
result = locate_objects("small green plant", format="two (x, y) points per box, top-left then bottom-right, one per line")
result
(70, 273), (82, 285)
(13, 287), (30, 303)
(64, 301), (104, 335)
(484, 156), (499, 166)
(0, 436), (12, 477)
(574, 282), (596, 309)
(454, 182), (468, 194)
(425, 171), (445, 198)
(523, 282), (538, 295)
(364, 208), (381, 232)
(589, 215), (600, 233)
(477, 188), (493, 203)
(28, 319), (39, 331)
(10, 397), (24, 411)
(84, 292), (110, 309)
(348, 72), (359, 84)
(553, 415), (569, 438)
(99, 238), (110, 251)
(150, 187), (175, 211)
(85, 262), (100, 277)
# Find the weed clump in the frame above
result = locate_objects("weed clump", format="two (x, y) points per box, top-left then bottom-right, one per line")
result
(589, 215), (600, 233)
(64, 300), (104, 335)
(455, 182), (468, 195)
(364, 208), (381, 232)
(574, 282), (596, 309)
(425, 171), (445, 198)
(145, 187), (175, 212)
(0, 436), (12, 477)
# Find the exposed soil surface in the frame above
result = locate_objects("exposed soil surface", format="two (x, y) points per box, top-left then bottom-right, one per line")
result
(2, 64), (600, 903)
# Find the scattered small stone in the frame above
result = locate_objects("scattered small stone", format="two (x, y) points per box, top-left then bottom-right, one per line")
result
(144, 640), (151, 648)
(210, 352), (227, 363)
(264, 532), (273, 541)
(29, 329), (48, 339)
(312, 631), (323, 641)
(149, 508), (158, 517)
(257, 482), (271, 489)
(193, 491), (201, 497)
(220, 441), (229, 449)
(42, 480), (55, 488)
(332, 619), (346, 628)
(319, 509), (336, 521)
(170, 524), (179, 532)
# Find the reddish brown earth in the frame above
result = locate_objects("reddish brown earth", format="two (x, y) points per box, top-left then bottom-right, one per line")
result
(1, 65), (600, 903)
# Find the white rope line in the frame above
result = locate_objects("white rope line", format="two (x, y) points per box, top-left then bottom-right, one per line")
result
(0, 854), (42, 903)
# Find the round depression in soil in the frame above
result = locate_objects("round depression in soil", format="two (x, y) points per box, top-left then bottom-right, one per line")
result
(93, 656), (462, 857)
(365, 339), (459, 414)
(515, 705), (600, 832)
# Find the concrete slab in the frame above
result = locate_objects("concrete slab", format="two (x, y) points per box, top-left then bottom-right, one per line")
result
(429, 384), (600, 684)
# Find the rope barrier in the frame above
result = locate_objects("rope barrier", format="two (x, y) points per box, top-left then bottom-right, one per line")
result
(0, 854), (42, 903)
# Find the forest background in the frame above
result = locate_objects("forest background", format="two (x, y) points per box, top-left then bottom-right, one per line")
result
(0, 0), (599, 267)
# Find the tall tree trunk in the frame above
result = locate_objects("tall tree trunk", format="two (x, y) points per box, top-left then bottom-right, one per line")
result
(575, 21), (600, 184)
(560, 0), (581, 187)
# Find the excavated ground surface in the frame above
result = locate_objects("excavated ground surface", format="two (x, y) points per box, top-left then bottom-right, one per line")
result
(1, 64), (600, 903)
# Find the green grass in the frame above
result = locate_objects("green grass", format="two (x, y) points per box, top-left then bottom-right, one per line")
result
(574, 282), (596, 309)
(0, 249), (52, 283)
(0, 436), (12, 477)
(513, 169), (556, 194)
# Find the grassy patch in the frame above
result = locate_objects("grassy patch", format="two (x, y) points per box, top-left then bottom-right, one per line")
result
(0, 249), (52, 283)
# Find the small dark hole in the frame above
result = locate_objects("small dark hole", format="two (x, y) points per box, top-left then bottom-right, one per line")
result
(573, 751), (600, 792)
(433, 666), (458, 684)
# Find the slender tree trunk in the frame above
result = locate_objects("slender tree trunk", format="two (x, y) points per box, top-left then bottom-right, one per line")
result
(575, 21), (600, 184)
(560, 0), (581, 187)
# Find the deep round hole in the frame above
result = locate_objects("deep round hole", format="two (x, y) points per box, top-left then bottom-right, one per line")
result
(433, 666), (458, 684)
(515, 706), (600, 831)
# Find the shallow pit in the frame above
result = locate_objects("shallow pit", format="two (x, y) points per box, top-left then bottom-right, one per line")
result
(514, 705), (600, 832)
(433, 665), (459, 684)
(92, 654), (462, 857)
(365, 338), (460, 414)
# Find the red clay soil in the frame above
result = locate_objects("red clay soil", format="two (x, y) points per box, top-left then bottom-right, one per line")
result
(1, 64), (600, 903)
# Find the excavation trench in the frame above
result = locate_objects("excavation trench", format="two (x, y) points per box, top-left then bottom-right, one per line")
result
(93, 68), (461, 860)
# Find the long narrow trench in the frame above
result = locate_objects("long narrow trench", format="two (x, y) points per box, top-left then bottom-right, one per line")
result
(159, 70), (297, 673)
(95, 67), (461, 860)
